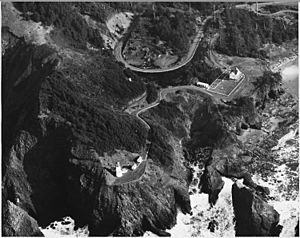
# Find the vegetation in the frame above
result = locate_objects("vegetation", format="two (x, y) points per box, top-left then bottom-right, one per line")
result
(41, 68), (147, 155)
(14, 2), (104, 49)
(144, 100), (188, 139)
(252, 71), (283, 108)
(214, 6), (298, 57)
(185, 44), (222, 84)
(148, 9), (195, 55)
(148, 123), (174, 172)
(60, 51), (145, 107)
(146, 83), (158, 103)
(143, 41), (222, 87)
(191, 2), (226, 16)
(74, 2), (111, 23)
(185, 99), (232, 150)
(124, 4), (196, 61)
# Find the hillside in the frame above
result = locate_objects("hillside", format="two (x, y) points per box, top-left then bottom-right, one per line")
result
(2, 2), (298, 237)
(213, 4), (298, 58)
(2, 2), (192, 236)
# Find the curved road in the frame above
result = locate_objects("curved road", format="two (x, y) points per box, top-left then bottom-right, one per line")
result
(115, 3), (297, 74)
(253, 9), (297, 16)
(114, 17), (211, 73)
(112, 86), (210, 185)
(115, 3), (297, 185)
(131, 85), (213, 129)
(236, 2), (298, 17)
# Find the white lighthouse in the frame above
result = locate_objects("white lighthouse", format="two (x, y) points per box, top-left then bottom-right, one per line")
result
(116, 162), (123, 178)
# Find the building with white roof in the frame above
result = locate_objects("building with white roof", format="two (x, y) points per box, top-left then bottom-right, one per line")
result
(229, 67), (243, 81)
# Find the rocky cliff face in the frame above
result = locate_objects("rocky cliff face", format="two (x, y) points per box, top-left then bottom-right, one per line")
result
(3, 3), (295, 236)
(2, 32), (191, 236)
(232, 183), (282, 236)
(2, 201), (44, 236)
(66, 143), (191, 236)
(142, 90), (270, 205)
(141, 86), (285, 234)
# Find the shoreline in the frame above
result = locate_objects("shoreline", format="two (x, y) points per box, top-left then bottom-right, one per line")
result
(280, 57), (299, 99)
(270, 55), (298, 73)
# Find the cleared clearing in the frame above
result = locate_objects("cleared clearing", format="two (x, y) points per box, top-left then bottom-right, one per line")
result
(2, 2), (53, 45)
(106, 12), (134, 38)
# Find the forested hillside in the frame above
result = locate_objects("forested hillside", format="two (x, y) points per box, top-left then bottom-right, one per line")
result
(214, 6), (298, 57)
(14, 2), (104, 49)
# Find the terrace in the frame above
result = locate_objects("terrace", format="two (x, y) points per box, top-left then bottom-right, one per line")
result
(207, 67), (246, 97)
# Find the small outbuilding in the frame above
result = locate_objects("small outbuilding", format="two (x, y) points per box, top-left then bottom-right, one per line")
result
(136, 156), (143, 164)
(229, 67), (242, 81)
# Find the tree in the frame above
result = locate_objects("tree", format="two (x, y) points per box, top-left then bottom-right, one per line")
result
(252, 71), (282, 108)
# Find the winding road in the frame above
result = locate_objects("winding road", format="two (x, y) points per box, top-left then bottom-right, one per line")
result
(112, 85), (214, 185)
(128, 85), (214, 130)
(255, 9), (298, 16)
(125, 2), (298, 125)
(115, 3), (297, 74)
(236, 2), (298, 16)
(113, 3), (297, 185)
(114, 16), (211, 73)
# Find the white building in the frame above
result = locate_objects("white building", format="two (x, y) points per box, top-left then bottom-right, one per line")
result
(229, 67), (243, 81)
(121, 168), (128, 174)
(131, 163), (138, 170)
(196, 81), (209, 89)
(116, 162), (124, 178)
(136, 156), (143, 164)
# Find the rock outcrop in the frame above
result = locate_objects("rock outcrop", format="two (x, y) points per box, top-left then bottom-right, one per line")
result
(65, 142), (191, 236)
(232, 182), (282, 236)
(199, 145), (270, 205)
(295, 220), (299, 237)
(2, 201), (44, 236)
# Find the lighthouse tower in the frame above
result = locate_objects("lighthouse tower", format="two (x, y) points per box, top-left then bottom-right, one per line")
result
(116, 162), (123, 178)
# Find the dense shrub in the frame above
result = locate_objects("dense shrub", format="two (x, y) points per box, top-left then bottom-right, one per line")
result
(148, 123), (174, 172)
(41, 70), (147, 154)
(146, 83), (158, 103)
(252, 71), (282, 108)
(215, 6), (298, 57)
(149, 10), (195, 55)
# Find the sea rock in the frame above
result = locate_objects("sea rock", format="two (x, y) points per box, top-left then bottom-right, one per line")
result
(295, 220), (299, 236)
(199, 145), (269, 205)
(199, 162), (224, 205)
(232, 183), (282, 236)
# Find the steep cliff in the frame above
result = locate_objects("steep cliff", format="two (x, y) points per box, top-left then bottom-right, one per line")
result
(142, 89), (271, 205)
(232, 182), (282, 236)
(2, 29), (191, 237)
(3, 2), (295, 236)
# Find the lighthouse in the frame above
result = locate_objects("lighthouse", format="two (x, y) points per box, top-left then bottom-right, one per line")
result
(116, 162), (123, 178)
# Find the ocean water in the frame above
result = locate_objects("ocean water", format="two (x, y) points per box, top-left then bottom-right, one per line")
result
(40, 92), (299, 237)
(252, 128), (299, 237)
(41, 158), (298, 237)
(281, 59), (299, 98)
(253, 170), (299, 237)
(166, 173), (236, 237)
(145, 164), (237, 237)
(40, 217), (89, 237)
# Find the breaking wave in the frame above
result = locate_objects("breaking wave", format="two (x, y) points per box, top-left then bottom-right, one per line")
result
(40, 216), (89, 237)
